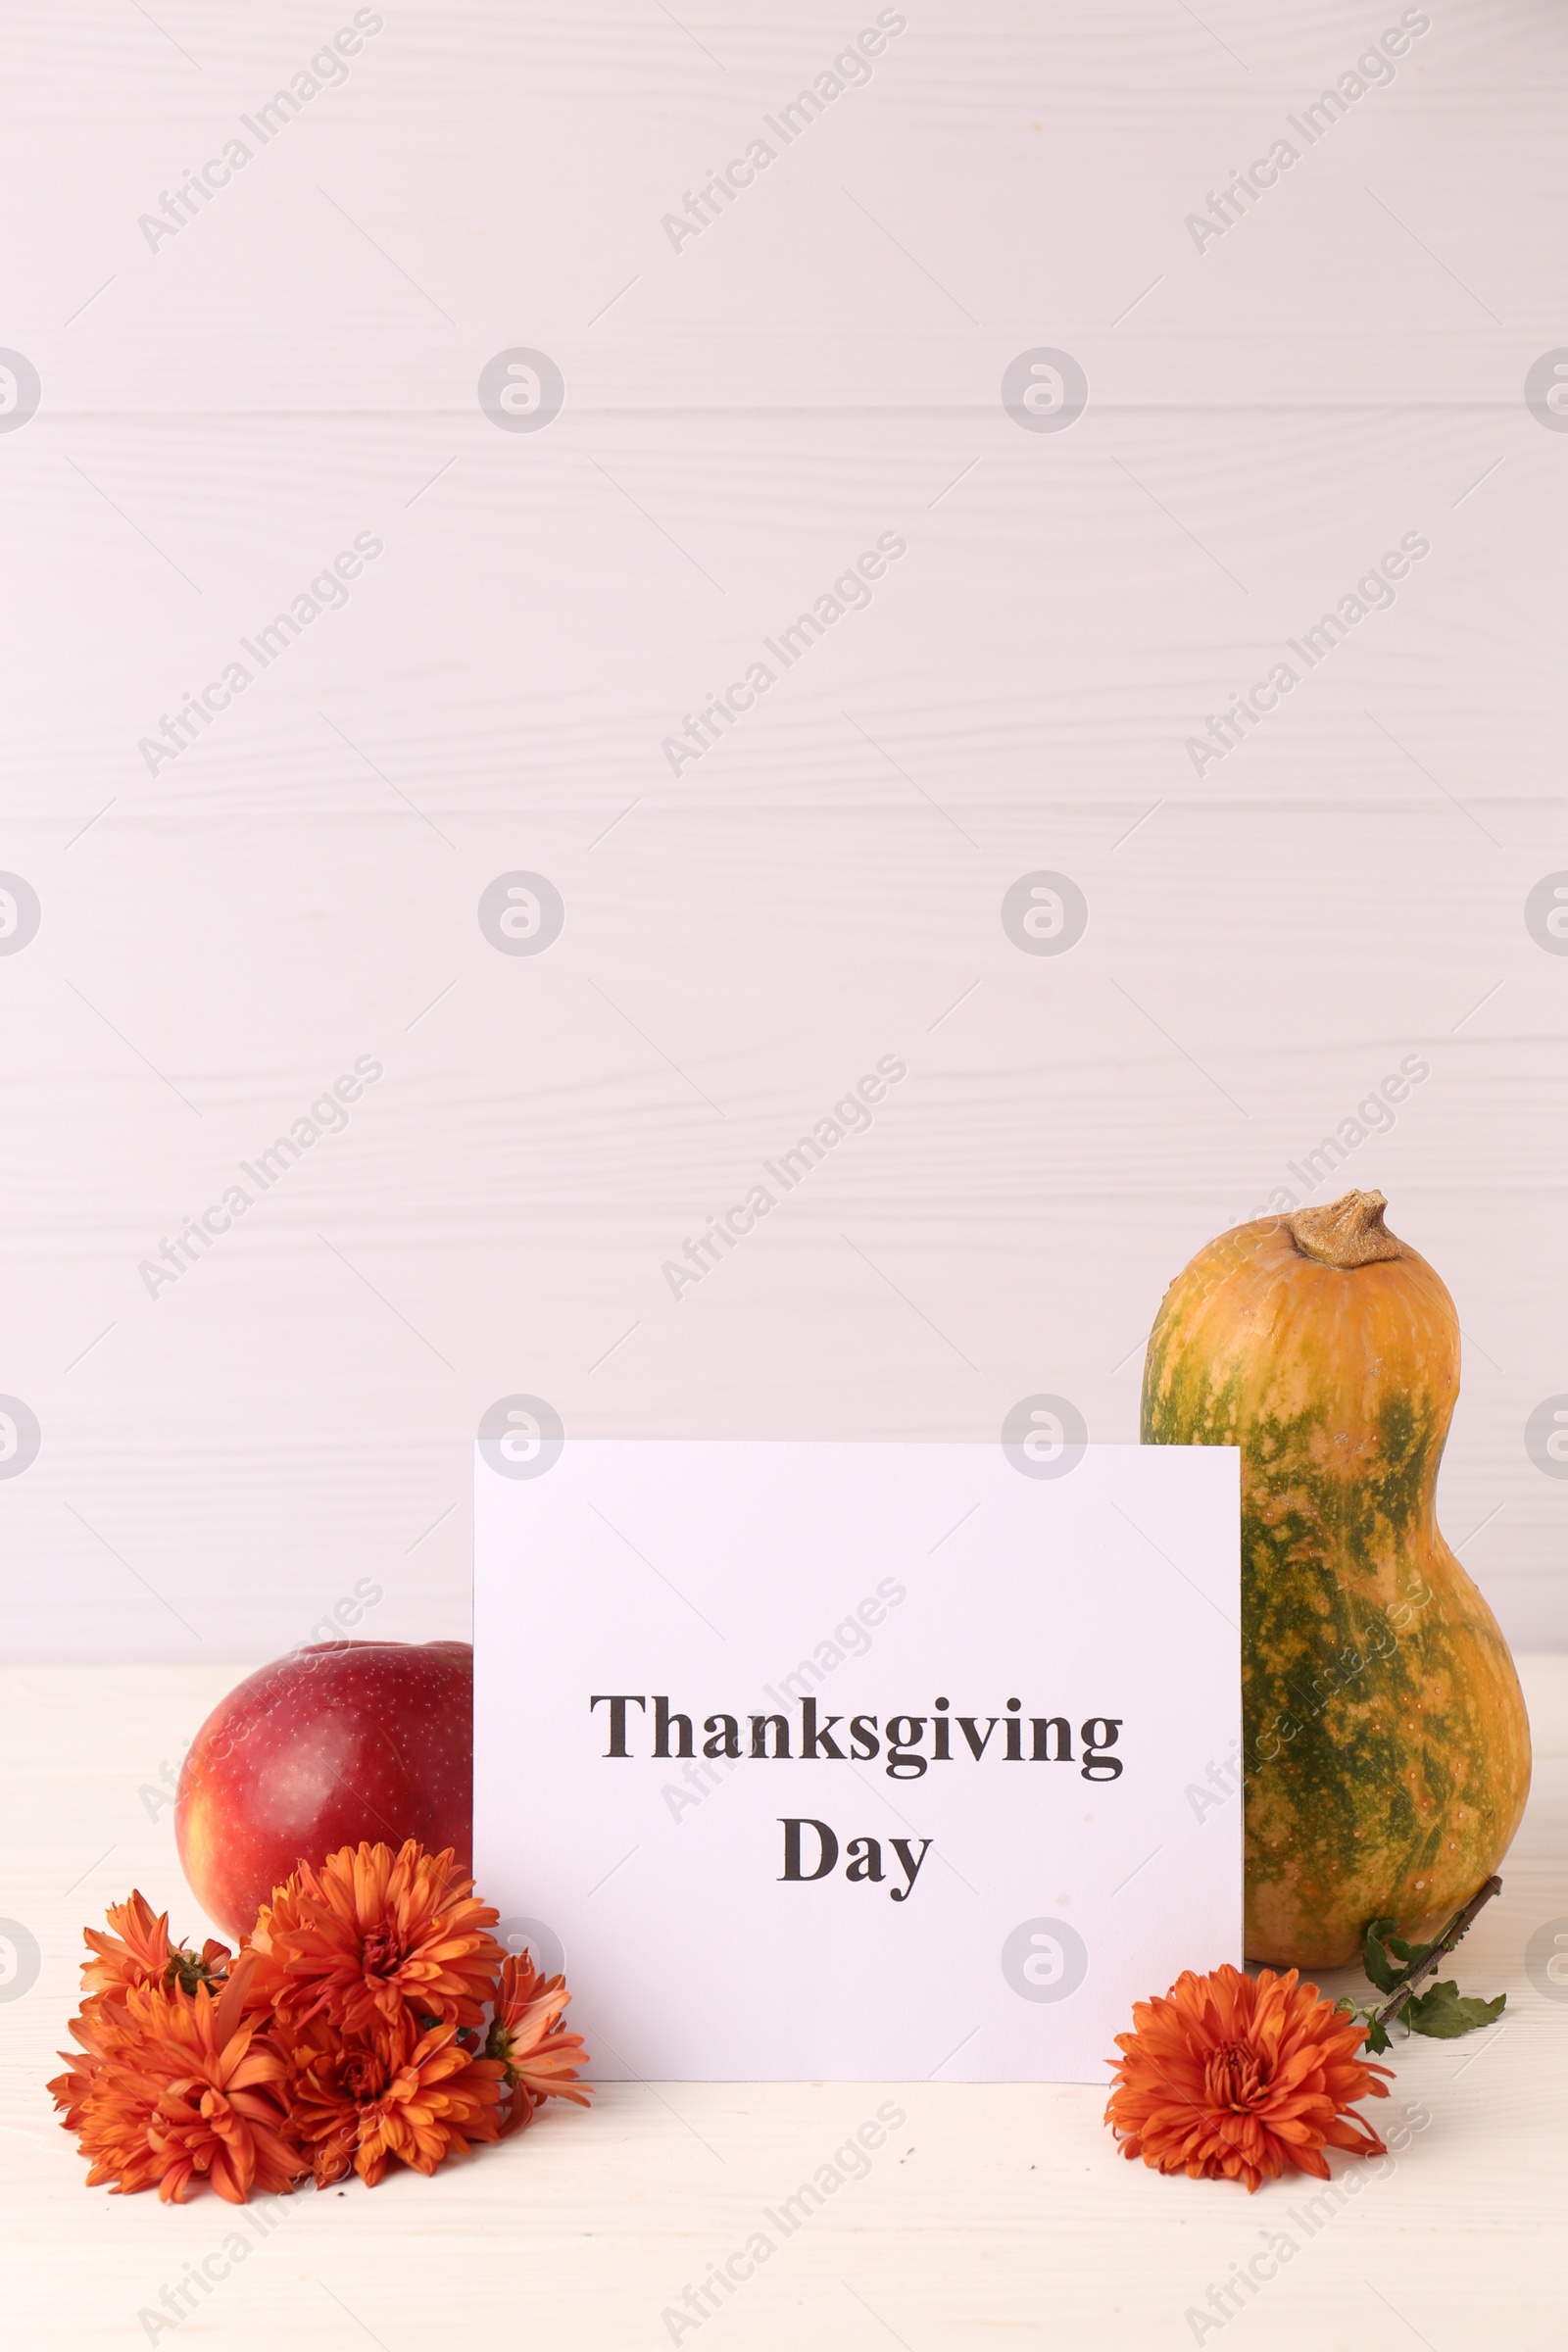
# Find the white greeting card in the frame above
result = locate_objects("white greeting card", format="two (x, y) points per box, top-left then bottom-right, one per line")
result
(473, 1439), (1240, 2082)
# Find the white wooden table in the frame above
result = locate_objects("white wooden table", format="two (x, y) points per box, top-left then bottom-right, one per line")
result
(3, 1657), (1564, 2349)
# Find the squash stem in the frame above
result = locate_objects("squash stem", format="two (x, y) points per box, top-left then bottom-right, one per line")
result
(1288, 1188), (1403, 1268)
(1369, 1874), (1503, 2030)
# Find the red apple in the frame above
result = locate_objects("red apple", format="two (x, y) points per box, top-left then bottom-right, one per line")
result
(175, 1640), (472, 1939)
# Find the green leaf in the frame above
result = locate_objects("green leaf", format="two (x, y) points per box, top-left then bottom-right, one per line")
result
(1404, 1981), (1506, 2039)
(1362, 1920), (1402, 1994)
(1384, 1932), (1438, 1968)
(1360, 2015), (1393, 2056)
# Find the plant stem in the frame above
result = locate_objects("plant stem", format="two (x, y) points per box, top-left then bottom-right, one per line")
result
(1371, 1875), (1503, 2030)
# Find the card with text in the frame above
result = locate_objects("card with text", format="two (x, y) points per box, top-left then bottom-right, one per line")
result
(473, 1439), (1240, 2082)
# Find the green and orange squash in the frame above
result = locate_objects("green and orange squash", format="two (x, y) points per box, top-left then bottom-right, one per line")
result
(1141, 1188), (1531, 1967)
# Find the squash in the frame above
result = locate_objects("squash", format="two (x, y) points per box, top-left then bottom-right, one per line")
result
(1141, 1188), (1531, 1968)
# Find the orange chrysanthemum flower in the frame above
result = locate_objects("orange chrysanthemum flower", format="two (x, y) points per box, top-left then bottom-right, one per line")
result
(246, 1840), (506, 2037)
(284, 2013), (505, 2187)
(51, 1850), (590, 2202)
(81, 1889), (231, 2005)
(1104, 1963), (1392, 2192)
(486, 1952), (592, 2137)
(56, 1957), (302, 2204)
(49, 1891), (233, 2130)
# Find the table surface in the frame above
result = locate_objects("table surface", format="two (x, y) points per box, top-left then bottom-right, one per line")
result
(3, 1657), (1564, 2351)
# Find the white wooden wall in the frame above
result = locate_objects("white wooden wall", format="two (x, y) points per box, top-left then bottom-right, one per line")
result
(2, 0), (1564, 1661)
